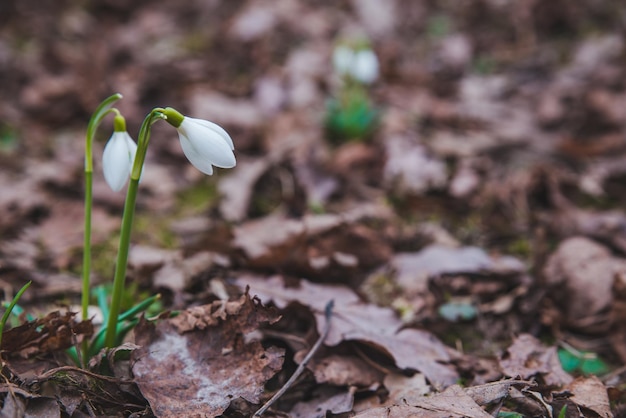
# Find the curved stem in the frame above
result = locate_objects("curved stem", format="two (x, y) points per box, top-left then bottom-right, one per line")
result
(103, 108), (164, 348)
(83, 94), (122, 363)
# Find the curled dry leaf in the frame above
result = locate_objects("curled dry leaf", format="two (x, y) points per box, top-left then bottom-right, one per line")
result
(567, 375), (612, 418)
(131, 292), (284, 417)
(383, 373), (431, 405)
(464, 378), (534, 406)
(354, 384), (492, 418)
(235, 274), (459, 386)
(289, 386), (356, 418)
(543, 236), (626, 331)
(232, 211), (392, 281)
(1, 311), (93, 358)
(310, 354), (384, 387)
(391, 245), (525, 294)
(499, 334), (572, 387)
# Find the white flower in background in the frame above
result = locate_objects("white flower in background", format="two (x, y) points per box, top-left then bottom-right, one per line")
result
(163, 108), (236, 175)
(352, 49), (379, 84)
(102, 130), (137, 192)
(332, 43), (379, 84)
(332, 45), (355, 77)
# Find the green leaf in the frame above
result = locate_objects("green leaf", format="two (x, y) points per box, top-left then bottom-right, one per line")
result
(558, 347), (609, 375)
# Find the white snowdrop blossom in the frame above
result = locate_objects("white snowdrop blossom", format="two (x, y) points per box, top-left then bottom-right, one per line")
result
(102, 130), (137, 192)
(332, 45), (355, 77)
(332, 44), (379, 84)
(352, 49), (379, 84)
(175, 116), (236, 175)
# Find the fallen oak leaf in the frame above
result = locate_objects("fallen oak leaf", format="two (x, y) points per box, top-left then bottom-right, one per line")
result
(132, 292), (284, 418)
(499, 334), (572, 387)
(354, 384), (492, 418)
(1, 311), (93, 358)
(567, 376), (612, 418)
(464, 378), (535, 406)
(235, 274), (459, 386)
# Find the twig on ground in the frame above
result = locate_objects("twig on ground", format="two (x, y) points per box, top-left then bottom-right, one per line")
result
(254, 300), (334, 417)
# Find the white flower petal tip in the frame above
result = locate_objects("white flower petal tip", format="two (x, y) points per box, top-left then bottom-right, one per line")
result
(332, 45), (355, 76)
(352, 49), (379, 84)
(177, 117), (236, 175)
(102, 131), (137, 191)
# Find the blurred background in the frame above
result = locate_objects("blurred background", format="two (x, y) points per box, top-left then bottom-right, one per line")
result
(0, 0), (625, 306)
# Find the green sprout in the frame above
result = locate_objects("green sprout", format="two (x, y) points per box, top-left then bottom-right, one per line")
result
(325, 87), (379, 143)
(0, 281), (31, 357)
(325, 38), (380, 144)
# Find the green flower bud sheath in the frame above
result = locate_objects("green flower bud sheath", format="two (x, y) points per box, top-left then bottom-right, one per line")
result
(163, 107), (184, 128)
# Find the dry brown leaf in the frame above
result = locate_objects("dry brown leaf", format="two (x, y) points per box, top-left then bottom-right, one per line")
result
(354, 384), (492, 418)
(2, 311), (93, 358)
(383, 373), (431, 405)
(543, 236), (626, 331)
(132, 293), (283, 417)
(391, 245), (525, 294)
(232, 212), (391, 280)
(464, 379), (534, 406)
(235, 274), (459, 386)
(289, 386), (356, 418)
(384, 135), (447, 195)
(568, 376), (613, 418)
(310, 354), (384, 387)
(0, 389), (60, 418)
(499, 334), (572, 387)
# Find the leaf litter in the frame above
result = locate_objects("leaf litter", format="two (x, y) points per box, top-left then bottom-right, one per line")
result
(1, 0), (626, 416)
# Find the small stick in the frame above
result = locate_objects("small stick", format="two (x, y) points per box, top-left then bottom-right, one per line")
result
(254, 300), (334, 417)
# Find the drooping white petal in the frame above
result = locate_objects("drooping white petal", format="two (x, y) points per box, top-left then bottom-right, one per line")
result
(178, 134), (213, 175)
(352, 49), (379, 84)
(102, 131), (137, 191)
(177, 118), (236, 171)
(185, 117), (235, 150)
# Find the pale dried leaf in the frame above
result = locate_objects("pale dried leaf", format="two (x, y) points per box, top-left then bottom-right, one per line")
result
(235, 274), (459, 386)
(464, 379), (533, 406)
(290, 386), (356, 418)
(568, 376), (612, 418)
(383, 373), (431, 405)
(355, 385), (491, 418)
(392, 245), (525, 293)
(132, 294), (283, 417)
(499, 334), (572, 386)
(310, 354), (384, 387)
(543, 236), (625, 330)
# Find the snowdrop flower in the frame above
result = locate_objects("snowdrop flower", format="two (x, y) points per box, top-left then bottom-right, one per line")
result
(332, 43), (379, 84)
(332, 45), (355, 77)
(102, 115), (137, 191)
(352, 49), (379, 84)
(162, 107), (235, 175)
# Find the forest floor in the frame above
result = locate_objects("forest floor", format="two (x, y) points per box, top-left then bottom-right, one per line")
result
(1, 1), (626, 417)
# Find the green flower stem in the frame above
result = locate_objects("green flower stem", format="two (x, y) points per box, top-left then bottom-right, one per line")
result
(103, 108), (165, 348)
(83, 93), (123, 319)
(82, 94), (122, 363)
(104, 176), (139, 348)
(82, 169), (93, 321)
